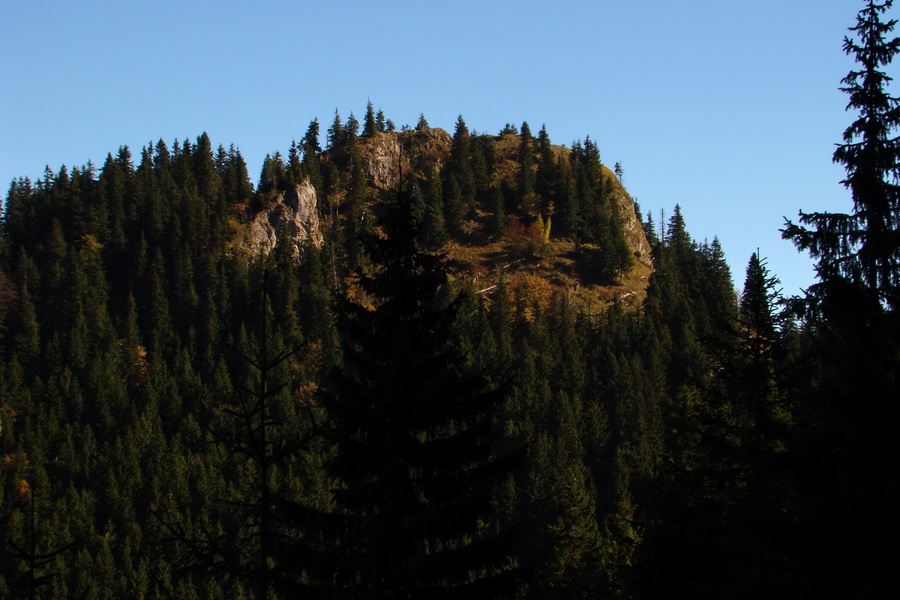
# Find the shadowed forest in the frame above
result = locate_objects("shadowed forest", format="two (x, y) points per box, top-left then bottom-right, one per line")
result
(1, 2), (898, 598)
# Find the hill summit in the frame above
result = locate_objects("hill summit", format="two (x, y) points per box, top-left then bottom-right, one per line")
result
(244, 120), (653, 312)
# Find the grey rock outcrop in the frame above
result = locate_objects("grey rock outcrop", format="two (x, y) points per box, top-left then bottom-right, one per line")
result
(360, 129), (452, 189)
(242, 179), (322, 261)
(611, 185), (653, 263)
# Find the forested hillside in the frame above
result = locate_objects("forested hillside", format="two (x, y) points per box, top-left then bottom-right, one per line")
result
(1, 3), (898, 597)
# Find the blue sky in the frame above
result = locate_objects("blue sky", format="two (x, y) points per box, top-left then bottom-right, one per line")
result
(1, 0), (888, 297)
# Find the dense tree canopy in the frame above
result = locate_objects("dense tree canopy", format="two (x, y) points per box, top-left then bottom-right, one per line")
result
(1, 3), (898, 593)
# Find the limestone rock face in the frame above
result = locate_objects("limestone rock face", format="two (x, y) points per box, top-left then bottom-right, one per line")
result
(359, 128), (452, 189)
(243, 179), (322, 261)
(608, 177), (653, 262)
(362, 133), (404, 189)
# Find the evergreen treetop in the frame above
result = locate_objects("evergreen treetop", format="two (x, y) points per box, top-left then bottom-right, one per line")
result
(784, 0), (900, 312)
(321, 187), (523, 598)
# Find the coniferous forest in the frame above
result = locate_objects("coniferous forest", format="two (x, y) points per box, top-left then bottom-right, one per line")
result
(1, 2), (898, 598)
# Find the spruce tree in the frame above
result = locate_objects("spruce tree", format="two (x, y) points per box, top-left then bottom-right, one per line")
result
(781, 2), (900, 595)
(301, 119), (323, 192)
(487, 186), (507, 240)
(535, 125), (559, 220)
(470, 134), (495, 205)
(288, 140), (304, 185)
(446, 115), (475, 214)
(343, 113), (360, 141)
(421, 167), (450, 249)
(168, 276), (313, 600)
(321, 186), (523, 598)
(327, 110), (344, 150)
(343, 145), (371, 272)
(783, 0), (900, 311)
(443, 175), (466, 235)
(362, 100), (377, 138)
(517, 122), (537, 216)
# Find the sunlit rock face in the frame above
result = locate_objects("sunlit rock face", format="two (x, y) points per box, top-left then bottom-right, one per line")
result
(243, 179), (322, 261)
(359, 128), (452, 189)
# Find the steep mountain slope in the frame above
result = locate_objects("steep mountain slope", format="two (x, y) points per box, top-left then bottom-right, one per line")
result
(0, 122), (752, 599)
(260, 126), (655, 313)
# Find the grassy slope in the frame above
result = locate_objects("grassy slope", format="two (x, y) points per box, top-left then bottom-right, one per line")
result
(444, 216), (652, 315)
(359, 130), (654, 314)
(447, 133), (652, 313)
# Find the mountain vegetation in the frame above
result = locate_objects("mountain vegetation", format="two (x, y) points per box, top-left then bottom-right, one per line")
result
(1, 2), (897, 597)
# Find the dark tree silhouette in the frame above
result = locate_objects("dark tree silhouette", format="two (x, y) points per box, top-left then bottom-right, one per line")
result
(321, 186), (523, 598)
(782, 2), (900, 596)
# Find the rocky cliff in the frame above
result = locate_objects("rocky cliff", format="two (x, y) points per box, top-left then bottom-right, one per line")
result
(240, 179), (322, 261)
(359, 128), (452, 190)
(234, 127), (652, 309)
(606, 170), (652, 263)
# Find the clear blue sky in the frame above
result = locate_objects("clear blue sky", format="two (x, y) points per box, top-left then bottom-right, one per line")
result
(1, 0), (888, 297)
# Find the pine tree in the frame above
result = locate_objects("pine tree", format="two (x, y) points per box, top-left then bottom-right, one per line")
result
(327, 110), (344, 150)
(470, 134), (495, 204)
(259, 152), (286, 194)
(734, 255), (795, 556)
(783, 0), (900, 312)
(487, 186), (507, 240)
(446, 115), (475, 214)
(642, 253), (794, 598)
(421, 167), (449, 249)
(362, 100), (377, 138)
(167, 275), (313, 600)
(643, 210), (660, 249)
(221, 144), (253, 206)
(301, 119), (323, 192)
(321, 187), (523, 598)
(517, 122), (537, 217)
(343, 113), (360, 142)
(535, 125), (559, 221)
(99, 153), (127, 252)
(443, 175), (465, 235)
(739, 253), (783, 346)
(343, 145), (371, 272)
(194, 133), (225, 231)
(780, 3), (900, 595)
(302, 119), (322, 156)
(115, 145), (134, 174)
(526, 391), (604, 598)
(288, 140), (304, 185)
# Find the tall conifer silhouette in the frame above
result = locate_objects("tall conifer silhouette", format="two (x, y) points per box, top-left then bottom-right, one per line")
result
(321, 183), (523, 598)
(782, 1), (900, 595)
